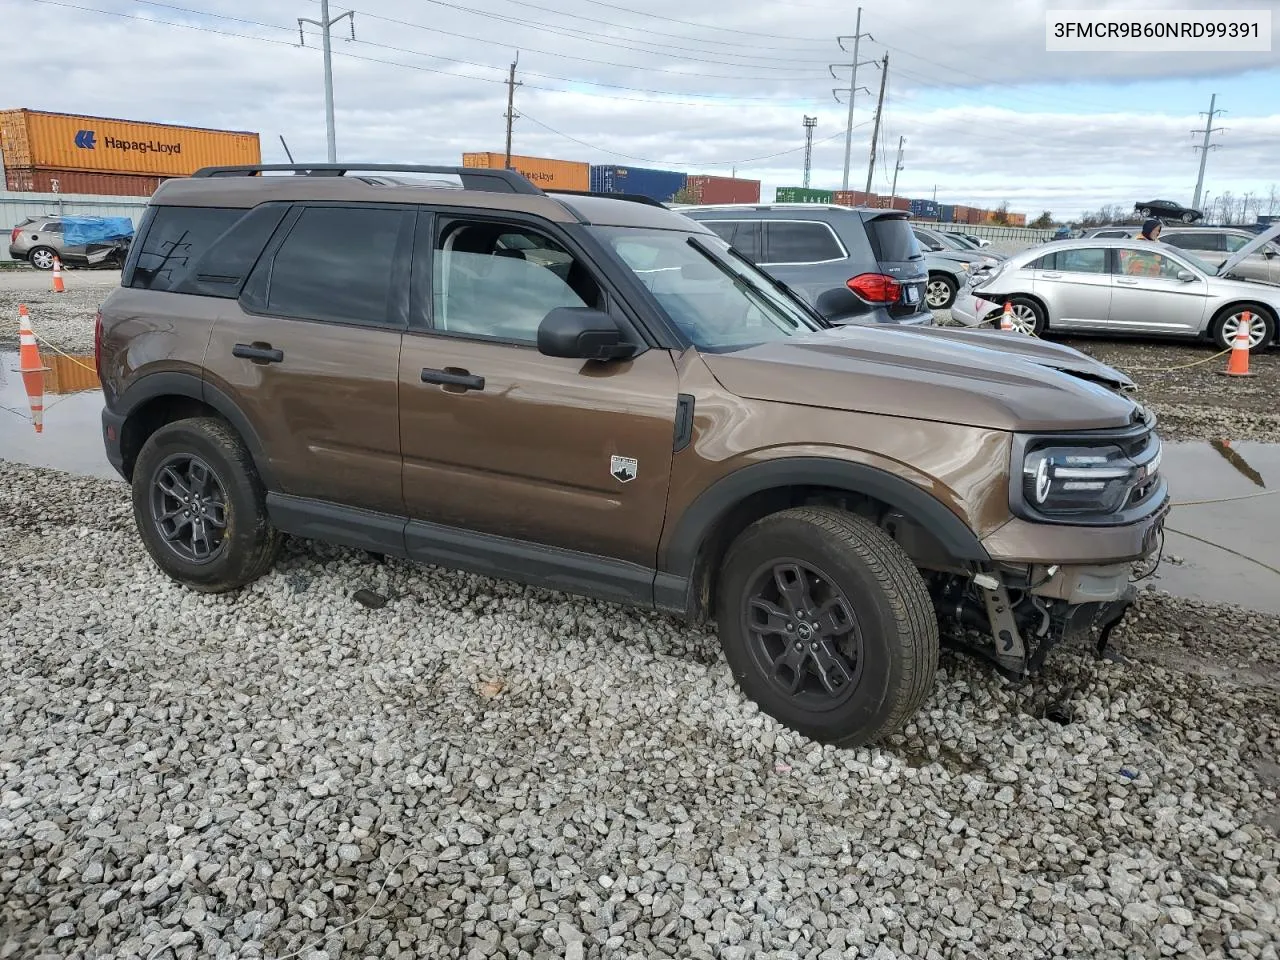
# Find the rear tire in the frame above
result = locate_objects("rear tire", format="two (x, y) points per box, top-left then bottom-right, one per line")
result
(926, 273), (958, 310)
(715, 507), (939, 748)
(1181, 212), (1195, 223)
(1139, 207), (1152, 218)
(1209, 305), (1275, 353)
(28, 246), (56, 271)
(131, 417), (282, 593)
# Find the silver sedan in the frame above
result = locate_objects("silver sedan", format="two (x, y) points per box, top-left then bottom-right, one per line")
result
(949, 226), (1280, 352)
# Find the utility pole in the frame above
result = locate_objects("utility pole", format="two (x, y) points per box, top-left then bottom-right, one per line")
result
(298, 0), (355, 163)
(504, 53), (522, 170)
(832, 8), (874, 191)
(864, 53), (889, 195)
(802, 116), (818, 188)
(1190, 93), (1225, 211)
(888, 136), (905, 202)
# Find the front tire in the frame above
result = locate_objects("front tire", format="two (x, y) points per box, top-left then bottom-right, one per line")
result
(1210, 306), (1275, 353)
(131, 417), (282, 592)
(926, 273), (958, 310)
(1139, 207), (1152, 218)
(1181, 212), (1195, 223)
(715, 507), (939, 748)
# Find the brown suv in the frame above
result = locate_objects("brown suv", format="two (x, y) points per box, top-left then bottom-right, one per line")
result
(97, 164), (1168, 747)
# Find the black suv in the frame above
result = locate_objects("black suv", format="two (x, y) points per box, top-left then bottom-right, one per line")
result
(677, 204), (932, 326)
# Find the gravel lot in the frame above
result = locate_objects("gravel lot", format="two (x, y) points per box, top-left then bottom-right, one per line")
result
(2, 460), (1278, 960)
(0, 268), (117, 354)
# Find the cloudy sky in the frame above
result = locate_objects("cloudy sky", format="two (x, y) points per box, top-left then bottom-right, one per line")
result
(7, 0), (1279, 219)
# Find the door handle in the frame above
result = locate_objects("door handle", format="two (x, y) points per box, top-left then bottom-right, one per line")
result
(232, 343), (284, 363)
(421, 367), (485, 391)
(1115, 279), (1140, 286)
(1041, 272), (1062, 279)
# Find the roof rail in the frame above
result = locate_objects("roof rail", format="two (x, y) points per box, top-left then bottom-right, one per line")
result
(546, 189), (669, 209)
(188, 163), (544, 195)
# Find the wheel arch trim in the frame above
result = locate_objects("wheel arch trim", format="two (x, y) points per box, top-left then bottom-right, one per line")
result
(660, 456), (991, 580)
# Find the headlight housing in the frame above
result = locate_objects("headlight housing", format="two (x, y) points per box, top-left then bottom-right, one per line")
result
(1011, 419), (1166, 525)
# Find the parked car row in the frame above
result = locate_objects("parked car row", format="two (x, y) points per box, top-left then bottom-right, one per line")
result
(950, 225), (1280, 352)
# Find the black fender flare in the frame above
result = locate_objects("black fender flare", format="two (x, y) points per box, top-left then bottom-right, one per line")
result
(660, 456), (991, 579)
(114, 372), (276, 489)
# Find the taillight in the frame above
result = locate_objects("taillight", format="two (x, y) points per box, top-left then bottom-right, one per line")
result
(847, 273), (901, 303)
(10, 227), (20, 244)
(94, 311), (104, 382)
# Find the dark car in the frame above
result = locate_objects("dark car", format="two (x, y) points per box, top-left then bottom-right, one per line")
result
(96, 162), (1168, 749)
(678, 203), (934, 325)
(1134, 199), (1203, 223)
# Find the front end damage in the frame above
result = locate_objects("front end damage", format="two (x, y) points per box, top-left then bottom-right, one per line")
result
(925, 556), (1156, 679)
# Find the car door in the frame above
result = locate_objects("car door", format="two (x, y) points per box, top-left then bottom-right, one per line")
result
(397, 210), (680, 572)
(760, 219), (849, 305)
(1030, 246), (1112, 328)
(203, 202), (413, 516)
(1107, 245), (1209, 333)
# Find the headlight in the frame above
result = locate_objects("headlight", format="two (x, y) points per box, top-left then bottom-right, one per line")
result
(1013, 430), (1164, 524)
(960, 262), (971, 272)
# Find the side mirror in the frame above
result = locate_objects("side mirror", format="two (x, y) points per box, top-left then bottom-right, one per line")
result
(1263, 249), (1277, 259)
(1177, 270), (1197, 282)
(537, 307), (637, 361)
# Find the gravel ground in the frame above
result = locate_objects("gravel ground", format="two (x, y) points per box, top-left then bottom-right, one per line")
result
(0, 268), (117, 355)
(2, 461), (1277, 960)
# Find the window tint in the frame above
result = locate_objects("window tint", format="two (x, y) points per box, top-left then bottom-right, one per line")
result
(1224, 234), (1252, 252)
(867, 218), (920, 261)
(1094, 230), (1129, 239)
(765, 221), (843, 263)
(266, 206), (405, 325)
(704, 222), (735, 244)
(1056, 248), (1107, 274)
(174, 205), (287, 298)
(1030, 252), (1057, 270)
(729, 222), (762, 261)
(432, 221), (601, 343)
(129, 206), (243, 291)
(1163, 232), (1221, 252)
(1117, 248), (1190, 279)
(41, 221), (64, 234)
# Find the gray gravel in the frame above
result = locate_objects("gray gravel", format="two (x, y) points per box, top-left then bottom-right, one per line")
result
(0, 268), (118, 354)
(2, 460), (1278, 959)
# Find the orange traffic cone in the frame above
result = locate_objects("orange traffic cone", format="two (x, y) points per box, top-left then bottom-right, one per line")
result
(16, 305), (51, 433)
(1222, 311), (1255, 377)
(999, 300), (1014, 331)
(51, 256), (66, 294)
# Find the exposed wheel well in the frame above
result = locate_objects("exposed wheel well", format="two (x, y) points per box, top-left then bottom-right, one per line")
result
(683, 484), (970, 621)
(119, 396), (223, 481)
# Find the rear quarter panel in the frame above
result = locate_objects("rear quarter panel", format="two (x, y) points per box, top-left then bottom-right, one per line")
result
(99, 288), (218, 409)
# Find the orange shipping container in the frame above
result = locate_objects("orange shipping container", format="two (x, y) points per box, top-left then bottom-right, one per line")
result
(462, 152), (589, 192)
(0, 108), (260, 177)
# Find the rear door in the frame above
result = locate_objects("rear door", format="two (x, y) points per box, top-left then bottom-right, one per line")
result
(1030, 246), (1112, 328)
(863, 214), (929, 317)
(759, 218), (852, 307)
(203, 203), (413, 516)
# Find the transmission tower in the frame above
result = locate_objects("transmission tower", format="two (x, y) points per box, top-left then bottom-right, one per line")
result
(802, 116), (818, 188)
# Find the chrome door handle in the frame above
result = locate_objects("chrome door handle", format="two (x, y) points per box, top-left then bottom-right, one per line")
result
(1115, 279), (1140, 286)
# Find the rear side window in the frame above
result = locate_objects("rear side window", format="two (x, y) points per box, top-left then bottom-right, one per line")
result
(1056, 248), (1108, 274)
(867, 217), (920, 262)
(129, 206), (243, 291)
(764, 221), (843, 263)
(264, 206), (408, 327)
(173, 205), (288, 298)
(41, 221), (64, 234)
(1164, 232), (1221, 252)
(1030, 252), (1057, 270)
(701, 221), (762, 261)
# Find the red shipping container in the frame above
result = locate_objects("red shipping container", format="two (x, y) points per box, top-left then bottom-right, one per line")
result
(4, 167), (164, 196)
(890, 197), (909, 211)
(953, 205), (970, 221)
(832, 190), (871, 207)
(686, 174), (760, 204)
(966, 208), (985, 225)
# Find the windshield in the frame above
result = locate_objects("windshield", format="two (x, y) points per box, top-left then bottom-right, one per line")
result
(1161, 245), (1219, 275)
(948, 234), (979, 249)
(593, 227), (823, 351)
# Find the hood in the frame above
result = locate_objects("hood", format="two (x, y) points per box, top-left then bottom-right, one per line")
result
(700, 324), (1141, 432)
(1217, 222), (1280, 277)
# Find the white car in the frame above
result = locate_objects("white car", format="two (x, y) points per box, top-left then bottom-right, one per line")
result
(950, 224), (1280, 352)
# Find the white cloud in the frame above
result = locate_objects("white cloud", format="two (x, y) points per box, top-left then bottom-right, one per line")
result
(5, 0), (1278, 218)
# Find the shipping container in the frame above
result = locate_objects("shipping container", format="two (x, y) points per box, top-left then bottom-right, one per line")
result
(909, 198), (939, 217)
(0, 108), (259, 178)
(938, 204), (956, 223)
(952, 205), (970, 222)
(588, 165), (686, 203)
(462, 152), (589, 192)
(1009, 212), (1027, 227)
(4, 167), (163, 197)
(890, 197), (909, 212)
(684, 174), (760, 205)
(965, 208), (985, 225)
(775, 186), (833, 204)
(833, 190), (871, 207)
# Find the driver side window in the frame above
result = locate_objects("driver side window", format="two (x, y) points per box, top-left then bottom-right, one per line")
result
(431, 220), (602, 343)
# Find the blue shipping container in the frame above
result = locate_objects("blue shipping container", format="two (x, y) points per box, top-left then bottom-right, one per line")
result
(589, 165), (687, 203)
(938, 204), (956, 223)
(909, 199), (940, 217)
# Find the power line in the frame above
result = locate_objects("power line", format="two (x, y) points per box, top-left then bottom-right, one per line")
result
(538, 0), (831, 43)
(1191, 94), (1226, 210)
(49, 0), (824, 108)
(519, 111), (865, 167)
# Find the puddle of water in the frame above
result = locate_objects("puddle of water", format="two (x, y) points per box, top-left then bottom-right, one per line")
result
(0, 348), (119, 481)
(1150, 440), (1280, 615)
